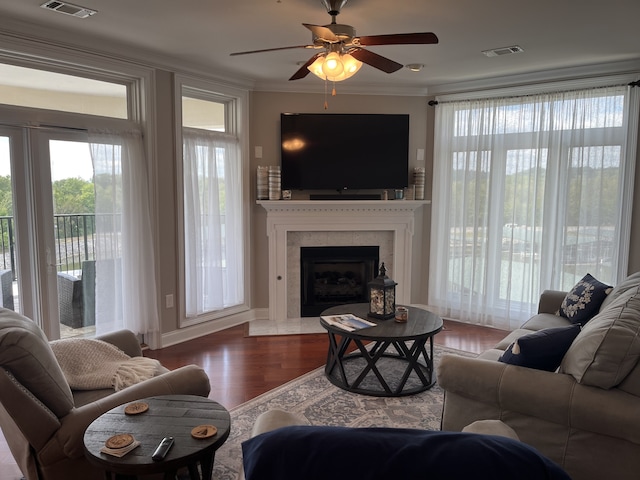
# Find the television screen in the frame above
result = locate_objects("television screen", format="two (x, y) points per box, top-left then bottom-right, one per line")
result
(280, 113), (409, 191)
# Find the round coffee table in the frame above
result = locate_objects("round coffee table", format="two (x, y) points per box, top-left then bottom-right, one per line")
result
(320, 303), (443, 397)
(83, 394), (230, 480)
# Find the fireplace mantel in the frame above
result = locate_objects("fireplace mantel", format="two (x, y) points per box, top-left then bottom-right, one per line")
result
(258, 200), (429, 321)
(257, 199), (428, 214)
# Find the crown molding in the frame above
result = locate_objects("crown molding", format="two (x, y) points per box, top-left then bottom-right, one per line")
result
(427, 59), (640, 97)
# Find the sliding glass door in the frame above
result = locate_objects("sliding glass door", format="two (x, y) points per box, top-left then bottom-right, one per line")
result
(0, 125), (95, 339)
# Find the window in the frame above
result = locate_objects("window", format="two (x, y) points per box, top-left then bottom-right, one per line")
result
(182, 97), (225, 131)
(0, 63), (128, 118)
(430, 84), (639, 330)
(180, 85), (246, 323)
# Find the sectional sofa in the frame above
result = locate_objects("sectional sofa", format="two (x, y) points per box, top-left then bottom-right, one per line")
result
(438, 272), (640, 480)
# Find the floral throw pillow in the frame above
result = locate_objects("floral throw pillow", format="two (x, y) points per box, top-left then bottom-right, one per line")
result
(558, 273), (613, 325)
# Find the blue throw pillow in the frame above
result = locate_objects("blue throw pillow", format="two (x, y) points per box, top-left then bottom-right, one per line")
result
(559, 273), (612, 325)
(242, 426), (571, 480)
(499, 324), (581, 371)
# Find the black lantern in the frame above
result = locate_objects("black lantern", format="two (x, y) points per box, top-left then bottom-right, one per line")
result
(367, 263), (397, 319)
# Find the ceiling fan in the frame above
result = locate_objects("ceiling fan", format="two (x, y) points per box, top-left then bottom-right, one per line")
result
(229, 0), (438, 82)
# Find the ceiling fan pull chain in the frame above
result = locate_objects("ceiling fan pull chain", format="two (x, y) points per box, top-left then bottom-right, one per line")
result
(324, 77), (329, 110)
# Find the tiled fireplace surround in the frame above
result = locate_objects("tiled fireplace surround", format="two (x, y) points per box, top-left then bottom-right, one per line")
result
(259, 200), (426, 321)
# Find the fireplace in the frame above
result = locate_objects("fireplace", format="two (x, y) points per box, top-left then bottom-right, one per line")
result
(258, 200), (425, 321)
(300, 246), (379, 317)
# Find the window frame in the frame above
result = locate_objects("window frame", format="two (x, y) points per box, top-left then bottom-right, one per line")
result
(174, 74), (250, 327)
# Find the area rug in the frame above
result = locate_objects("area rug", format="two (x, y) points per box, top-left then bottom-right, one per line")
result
(210, 345), (475, 480)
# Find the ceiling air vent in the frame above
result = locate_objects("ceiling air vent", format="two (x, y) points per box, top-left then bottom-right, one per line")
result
(482, 45), (524, 57)
(40, 1), (97, 18)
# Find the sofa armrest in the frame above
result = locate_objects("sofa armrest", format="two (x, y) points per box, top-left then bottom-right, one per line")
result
(52, 365), (211, 460)
(538, 290), (566, 314)
(251, 409), (309, 437)
(239, 409), (310, 480)
(95, 329), (143, 357)
(438, 354), (640, 443)
(439, 354), (576, 426)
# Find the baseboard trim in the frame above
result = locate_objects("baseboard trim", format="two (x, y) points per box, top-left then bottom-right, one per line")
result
(158, 308), (269, 348)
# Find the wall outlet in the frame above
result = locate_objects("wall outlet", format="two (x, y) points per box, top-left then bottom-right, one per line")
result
(165, 294), (174, 309)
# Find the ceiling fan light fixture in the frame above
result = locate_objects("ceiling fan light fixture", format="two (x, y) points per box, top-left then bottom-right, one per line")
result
(308, 52), (362, 82)
(321, 52), (344, 77)
(341, 53), (362, 77)
(308, 56), (326, 78)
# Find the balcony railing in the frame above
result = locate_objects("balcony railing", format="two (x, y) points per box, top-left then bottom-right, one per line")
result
(54, 214), (96, 274)
(0, 214), (97, 278)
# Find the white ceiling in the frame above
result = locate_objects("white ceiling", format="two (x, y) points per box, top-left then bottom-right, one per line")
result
(0, 0), (639, 95)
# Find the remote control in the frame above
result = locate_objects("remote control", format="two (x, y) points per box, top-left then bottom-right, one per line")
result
(151, 436), (174, 461)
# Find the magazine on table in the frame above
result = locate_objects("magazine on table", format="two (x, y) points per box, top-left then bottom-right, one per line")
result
(321, 314), (376, 332)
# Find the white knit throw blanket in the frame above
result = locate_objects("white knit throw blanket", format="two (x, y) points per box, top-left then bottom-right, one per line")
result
(50, 338), (162, 391)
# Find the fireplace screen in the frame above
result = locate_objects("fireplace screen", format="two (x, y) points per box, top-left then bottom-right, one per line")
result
(300, 246), (379, 317)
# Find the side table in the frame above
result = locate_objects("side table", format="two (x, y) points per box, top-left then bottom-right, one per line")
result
(83, 394), (230, 480)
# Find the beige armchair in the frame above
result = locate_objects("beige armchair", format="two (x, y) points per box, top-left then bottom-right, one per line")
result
(0, 308), (211, 480)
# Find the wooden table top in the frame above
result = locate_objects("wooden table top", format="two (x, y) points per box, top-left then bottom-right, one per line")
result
(320, 303), (443, 340)
(83, 394), (230, 477)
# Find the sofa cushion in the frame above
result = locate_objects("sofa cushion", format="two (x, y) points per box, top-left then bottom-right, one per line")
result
(242, 425), (571, 480)
(558, 273), (612, 325)
(494, 329), (537, 351)
(478, 348), (506, 361)
(617, 362), (640, 397)
(521, 313), (573, 332)
(599, 271), (640, 312)
(498, 324), (581, 372)
(560, 285), (640, 388)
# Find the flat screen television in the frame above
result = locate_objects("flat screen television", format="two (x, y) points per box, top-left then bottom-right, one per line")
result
(280, 113), (409, 191)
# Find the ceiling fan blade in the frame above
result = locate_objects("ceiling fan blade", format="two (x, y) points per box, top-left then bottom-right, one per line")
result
(357, 32), (439, 46)
(289, 52), (324, 81)
(303, 23), (339, 42)
(230, 45), (315, 56)
(349, 48), (403, 74)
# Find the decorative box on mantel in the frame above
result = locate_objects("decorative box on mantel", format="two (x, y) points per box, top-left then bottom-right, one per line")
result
(257, 199), (430, 321)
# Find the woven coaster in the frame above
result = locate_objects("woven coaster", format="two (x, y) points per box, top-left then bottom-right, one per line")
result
(124, 402), (149, 415)
(191, 425), (217, 439)
(105, 433), (134, 449)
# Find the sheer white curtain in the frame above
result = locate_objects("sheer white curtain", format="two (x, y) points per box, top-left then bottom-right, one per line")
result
(88, 129), (160, 348)
(183, 128), (243, 317)
(430, 85), (639, 330)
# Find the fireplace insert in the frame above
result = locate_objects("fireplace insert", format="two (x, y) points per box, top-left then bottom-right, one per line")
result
(300, 246), (379, 317)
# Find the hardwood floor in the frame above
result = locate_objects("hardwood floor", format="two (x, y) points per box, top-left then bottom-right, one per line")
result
(144, 319), (507, 410)
(0, 319), (507, 479)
